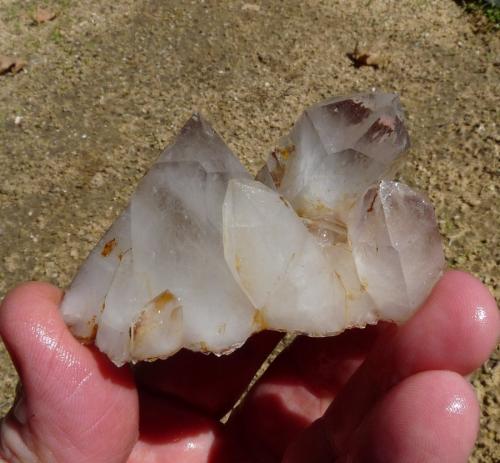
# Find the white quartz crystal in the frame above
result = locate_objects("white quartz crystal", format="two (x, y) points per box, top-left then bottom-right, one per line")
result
(223, 178), (443, 335)
(347, 181), (445, 320)
(257, 92), (410, 221)
(223, 178), (347, 334)
(60, 93), (444, 366)
(61, 115), (256, 365)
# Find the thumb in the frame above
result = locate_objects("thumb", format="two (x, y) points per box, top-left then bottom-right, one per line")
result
(0, 282), (138, 463)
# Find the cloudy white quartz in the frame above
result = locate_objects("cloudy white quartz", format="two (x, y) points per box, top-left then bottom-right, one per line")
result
(60, 93), (444, 366)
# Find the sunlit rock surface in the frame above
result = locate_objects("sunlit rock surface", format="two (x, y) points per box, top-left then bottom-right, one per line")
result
(61, 92), (444, 366)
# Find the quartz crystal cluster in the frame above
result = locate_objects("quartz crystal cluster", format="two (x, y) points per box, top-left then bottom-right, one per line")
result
(60, 92), (445, 366)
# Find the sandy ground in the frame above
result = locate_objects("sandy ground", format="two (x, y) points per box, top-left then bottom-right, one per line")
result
(0, 0), (498, 460)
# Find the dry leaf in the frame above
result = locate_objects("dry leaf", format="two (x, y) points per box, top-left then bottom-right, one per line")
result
(0, 55), (26, 75)
(0, 56), (15, 75)
(34, 7), (57, 24)
(12, 59), (26, 73)
(347, 43), (385, 69)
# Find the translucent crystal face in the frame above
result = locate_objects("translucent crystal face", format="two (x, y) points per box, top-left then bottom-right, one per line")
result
(62, 115), (256, 365)
(60, 93), (444, 366)
(257, 93), (410, 223)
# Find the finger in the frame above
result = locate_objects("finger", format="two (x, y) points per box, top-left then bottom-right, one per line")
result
(284, 370), (480, 463)
(134, 330), (283, 418)
(229, 271), (498, 458)
(0, 282), (139, 463)
(226, 325), (383, 460)
(128, 390), (251, 463)
(322, 270), (498, 451)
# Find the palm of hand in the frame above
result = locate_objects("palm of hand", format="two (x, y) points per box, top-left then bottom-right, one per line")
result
(0, 271), (498, 463)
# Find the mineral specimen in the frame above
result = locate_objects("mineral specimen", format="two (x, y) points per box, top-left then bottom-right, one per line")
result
(60, 92), (445, 366)
(62, 115), (255, 365)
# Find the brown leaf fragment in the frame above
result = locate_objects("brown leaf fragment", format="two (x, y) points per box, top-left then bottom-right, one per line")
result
(12, 59), (26, 73)
(347, 43), (384, 69)
(101, 238), (117, 257)
(34, 7), (57, 24)
(0, 56), (15, 75)
(0, 55), (26, 75)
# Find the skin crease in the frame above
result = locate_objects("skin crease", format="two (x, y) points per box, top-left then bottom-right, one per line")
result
(0, 271), (497, 462)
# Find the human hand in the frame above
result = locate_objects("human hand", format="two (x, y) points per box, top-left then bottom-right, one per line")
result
(0, 271), (498, 462)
